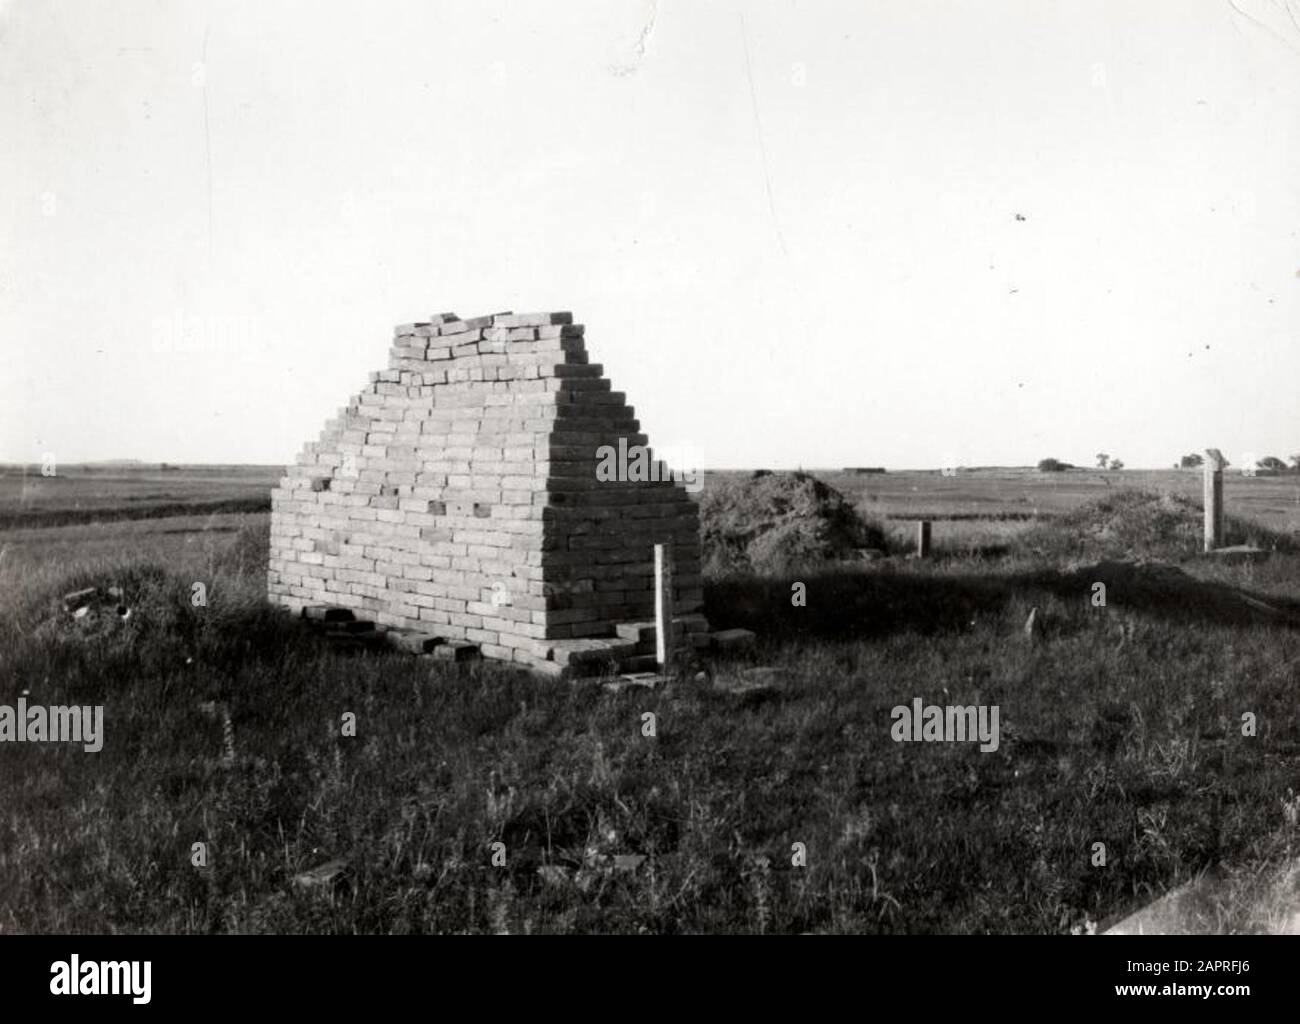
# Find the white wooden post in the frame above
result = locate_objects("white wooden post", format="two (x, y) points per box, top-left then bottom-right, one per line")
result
(916, 520), (932, 558)
(1203, 448), (1224, 552)
(654, 543), (673, 670)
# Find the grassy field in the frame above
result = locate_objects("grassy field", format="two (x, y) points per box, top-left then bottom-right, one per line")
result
(2, 465), (1299, 933)
(0, 464), (279, 530)
(734, 466), (1300, 559)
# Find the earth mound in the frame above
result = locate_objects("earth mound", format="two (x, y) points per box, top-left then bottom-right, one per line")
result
(1024, 488), (1293, 561)
(699, 471), (887, 576)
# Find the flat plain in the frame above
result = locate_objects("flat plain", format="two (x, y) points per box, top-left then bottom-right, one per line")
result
(2, 463), (1298, 933)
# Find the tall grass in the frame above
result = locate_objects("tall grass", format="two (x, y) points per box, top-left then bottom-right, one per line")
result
(2, 497), (1299, 933)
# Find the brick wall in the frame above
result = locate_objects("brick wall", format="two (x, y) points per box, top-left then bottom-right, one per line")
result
(268, 311), (705, 673)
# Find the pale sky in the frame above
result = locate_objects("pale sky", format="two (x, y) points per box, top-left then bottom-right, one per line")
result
(3, 0), (1299, 470)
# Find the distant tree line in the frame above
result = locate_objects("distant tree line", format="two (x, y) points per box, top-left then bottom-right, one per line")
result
(1177, 453), (1300, 474)
(1035, 453), (1300, 474)
(1036, 455), (1126, 473)
(1040, 453), (1300, 474)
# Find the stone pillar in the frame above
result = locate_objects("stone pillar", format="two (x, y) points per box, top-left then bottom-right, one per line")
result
(1203, 449), (1225, 552)
(916, 520), (932, 558)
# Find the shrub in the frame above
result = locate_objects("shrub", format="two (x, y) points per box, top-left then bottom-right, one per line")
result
(1037, 458), (1072, 473)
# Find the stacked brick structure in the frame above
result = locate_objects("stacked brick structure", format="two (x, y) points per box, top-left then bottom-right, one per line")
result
(268, 311), (707, 676)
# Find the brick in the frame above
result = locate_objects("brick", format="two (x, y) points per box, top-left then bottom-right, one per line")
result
(269, 307), (710, 667)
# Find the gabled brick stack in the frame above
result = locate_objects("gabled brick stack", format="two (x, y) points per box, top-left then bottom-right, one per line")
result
(268, 310), (707, 676)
